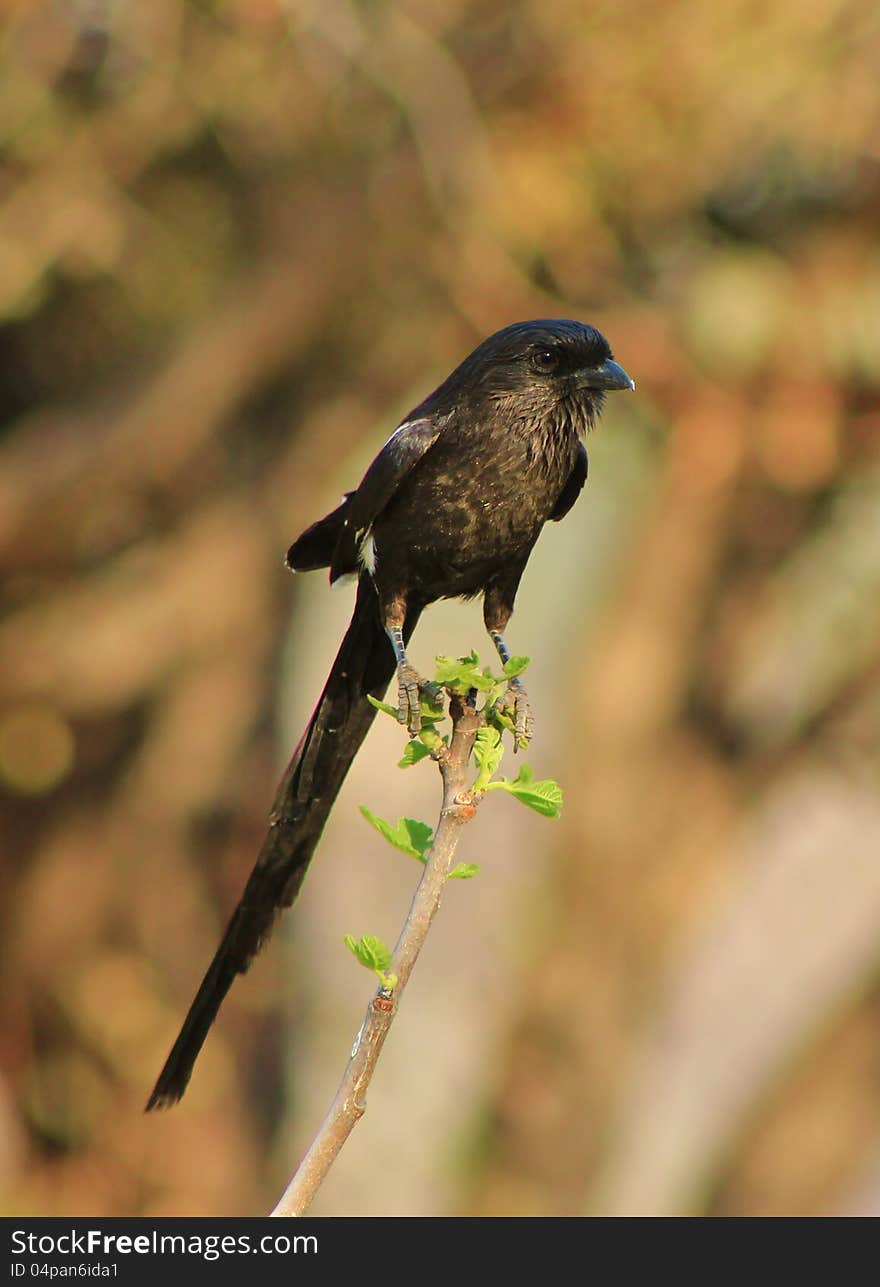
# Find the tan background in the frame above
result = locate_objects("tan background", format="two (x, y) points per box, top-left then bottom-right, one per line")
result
(1, 0), (879, 1215)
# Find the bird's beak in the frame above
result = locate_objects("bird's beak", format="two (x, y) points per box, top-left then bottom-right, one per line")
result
(576, 358), (635, 392)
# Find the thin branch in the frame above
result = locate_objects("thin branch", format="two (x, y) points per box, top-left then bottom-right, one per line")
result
(270, 693), (482, 1217)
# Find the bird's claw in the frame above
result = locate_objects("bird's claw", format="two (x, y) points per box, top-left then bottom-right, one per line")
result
(396, 664), (436, 737)
(498, 677), (534, 750)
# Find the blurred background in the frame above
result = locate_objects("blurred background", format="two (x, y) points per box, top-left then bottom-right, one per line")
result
(2, 0), (879, 1217)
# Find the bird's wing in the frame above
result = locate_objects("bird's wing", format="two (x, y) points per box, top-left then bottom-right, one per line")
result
(549, 441), (588, 522)
(330, 416), (442, 581)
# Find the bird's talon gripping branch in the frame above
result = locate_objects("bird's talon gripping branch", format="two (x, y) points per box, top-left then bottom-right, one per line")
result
(488, 627), (534, 749)
(498, 677), (534, 750)
(386, 623), (440, 737)
(396, 662), (426, 737)
(513, 684), (534, 749)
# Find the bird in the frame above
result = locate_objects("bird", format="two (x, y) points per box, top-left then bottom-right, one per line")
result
(147, 317), (634, 1109)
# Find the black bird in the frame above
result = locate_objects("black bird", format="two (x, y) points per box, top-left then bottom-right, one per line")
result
(147, 318), (633, 1109)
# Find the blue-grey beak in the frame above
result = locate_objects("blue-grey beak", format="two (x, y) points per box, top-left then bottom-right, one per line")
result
(576, 358), (635, 392)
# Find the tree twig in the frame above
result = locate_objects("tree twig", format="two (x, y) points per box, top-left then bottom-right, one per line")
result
(270, 692), (482, 1217)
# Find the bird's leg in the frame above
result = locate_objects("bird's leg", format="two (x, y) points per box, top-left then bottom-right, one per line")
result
(488, 628), (534, 747)
(385, 619), (435, 738)
(484, 582), (534, 748)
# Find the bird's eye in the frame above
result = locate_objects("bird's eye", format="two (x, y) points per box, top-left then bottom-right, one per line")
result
(533, 348), (560, 373)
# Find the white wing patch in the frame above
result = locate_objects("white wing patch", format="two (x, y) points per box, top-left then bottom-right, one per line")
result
(358, 530), (377, 574)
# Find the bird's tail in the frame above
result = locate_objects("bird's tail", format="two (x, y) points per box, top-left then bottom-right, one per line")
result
(147, 576), (418, 1109)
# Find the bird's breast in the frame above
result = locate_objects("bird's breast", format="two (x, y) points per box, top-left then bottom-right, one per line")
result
(371, 418), (579, 599)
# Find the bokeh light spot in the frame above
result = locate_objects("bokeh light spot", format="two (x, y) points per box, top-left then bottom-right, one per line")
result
(0, 704), (75, 796)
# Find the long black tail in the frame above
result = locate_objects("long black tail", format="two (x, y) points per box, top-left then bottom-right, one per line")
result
(147, 576), (419, 1109)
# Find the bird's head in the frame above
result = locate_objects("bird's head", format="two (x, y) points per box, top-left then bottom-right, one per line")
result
(418, 318), (634, 432)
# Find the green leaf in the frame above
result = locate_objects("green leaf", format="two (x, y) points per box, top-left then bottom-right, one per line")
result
(486, 766), (563, 818)
(449, 862), (479, 880)
(434, 653), (496, 694)
(344, 934), (398, 989)
(502, 655), (530, 680)
(435, 649), (479, 676)
(474, 725), (504, 768)
(419, 687), (445, 718)
(344, 934), (392, 973)
(510, 781), (563, 818)
(398, 740), (432, 769)
(400, 817), (434, 856)
(420, 727), (448, 756)
(399, 732), (449, 767)
(359, 806), (433, 858)
(486, 703), (515, 735)
(472, 725), (505, 789)
(366, 694), (400, 718)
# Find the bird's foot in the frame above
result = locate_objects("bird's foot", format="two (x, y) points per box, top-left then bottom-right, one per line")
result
(396, 664), (440, 737)
(497, 677), (534, 750)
